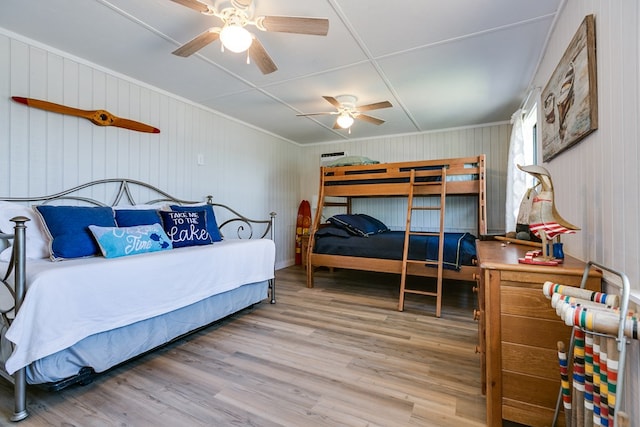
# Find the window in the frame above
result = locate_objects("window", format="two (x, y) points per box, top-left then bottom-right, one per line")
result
(522, 105), (538, 187)
(505, 98), (539, 233)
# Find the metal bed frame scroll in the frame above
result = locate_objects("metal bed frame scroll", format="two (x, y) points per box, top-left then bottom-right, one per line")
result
(0, 178), (277, 421)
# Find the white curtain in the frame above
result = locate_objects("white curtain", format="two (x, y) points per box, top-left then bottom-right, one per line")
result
(505, 109), (526, 233)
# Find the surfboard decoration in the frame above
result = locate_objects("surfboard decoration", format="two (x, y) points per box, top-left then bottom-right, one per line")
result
(295, 200), (312, 265)
(11, 96), (160, 133)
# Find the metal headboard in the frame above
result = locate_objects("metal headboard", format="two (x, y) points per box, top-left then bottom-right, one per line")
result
(0, 178), (276, 241)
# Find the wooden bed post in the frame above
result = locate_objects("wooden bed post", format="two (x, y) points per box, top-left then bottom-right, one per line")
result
(478, 154), (487, 235)
(10, 217), (29, 422)
(269, 212), (276, 304)
(307, 167), (327, 288)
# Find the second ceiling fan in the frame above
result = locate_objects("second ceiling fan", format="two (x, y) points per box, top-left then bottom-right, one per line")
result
(297, 95), (393, 131)
(170, 0), (329, 74)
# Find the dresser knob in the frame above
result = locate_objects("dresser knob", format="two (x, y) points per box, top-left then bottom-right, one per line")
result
(473, 309), (480, 321)
(472, 286), (478, 293)
(475, 345), (481, 354)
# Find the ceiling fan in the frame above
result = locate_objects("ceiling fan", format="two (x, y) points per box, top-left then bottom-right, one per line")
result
(170, 0), (329, 74)
(297, 95), (393, 131)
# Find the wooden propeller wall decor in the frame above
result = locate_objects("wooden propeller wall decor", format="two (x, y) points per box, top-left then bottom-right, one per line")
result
(297, 95), (393, 131)
(170, 0), (329, 74)
(11, 97), (161, 133)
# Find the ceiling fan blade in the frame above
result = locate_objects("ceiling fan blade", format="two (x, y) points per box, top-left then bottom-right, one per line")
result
(169, 0), (211, 14)
(249, 38), (277, 74)
(172, 29), (220, 57)
(261, 16), (329, 36)
(357, 101), (393, 112)
(296, 112), (336, 117)
(356, 114), (385, 125)
(322, 96), (342, 109)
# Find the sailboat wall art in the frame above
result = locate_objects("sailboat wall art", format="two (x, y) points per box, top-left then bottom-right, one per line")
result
(541, 14), (598, 163)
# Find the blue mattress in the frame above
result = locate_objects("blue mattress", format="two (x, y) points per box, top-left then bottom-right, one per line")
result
(313, 230), (477, 271)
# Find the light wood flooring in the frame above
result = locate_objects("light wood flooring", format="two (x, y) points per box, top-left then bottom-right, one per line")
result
(0, 266), (487, 426)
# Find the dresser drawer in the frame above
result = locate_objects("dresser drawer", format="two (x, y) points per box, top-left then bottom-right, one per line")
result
(501, 342), (559, 380)
(501, 314), (570, 348)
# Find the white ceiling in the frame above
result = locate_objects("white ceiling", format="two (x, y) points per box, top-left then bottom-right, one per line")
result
(0, 0), (561, 144)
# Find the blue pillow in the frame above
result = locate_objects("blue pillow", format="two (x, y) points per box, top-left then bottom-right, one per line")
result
(114, 209), (162, 227)
(357, 214), (390, 233)
(315, 225), (352, 238)
(160, 210), (212, 248)
(328, 214), (388, 237)
(89, 224), (172, 258)
(170, 204), (222, 242)
(34, 205), (117, 260)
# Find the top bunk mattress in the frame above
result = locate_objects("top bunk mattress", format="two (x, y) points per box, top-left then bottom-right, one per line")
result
(320, 155), (485, 197)
(2, 238), (275, 375)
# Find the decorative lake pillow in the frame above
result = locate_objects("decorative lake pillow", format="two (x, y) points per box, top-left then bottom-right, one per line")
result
(114, 209), (162, 227)
(34, 205), (117, 260)
(170, 204), (222, 242)
(89, 224), (172, 258)
(159, 210), (212, 248)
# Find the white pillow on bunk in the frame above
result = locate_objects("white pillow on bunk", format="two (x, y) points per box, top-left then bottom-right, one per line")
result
(0, 201), (49, 261)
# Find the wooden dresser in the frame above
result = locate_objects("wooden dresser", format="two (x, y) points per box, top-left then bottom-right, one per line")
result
(476, 241), (601, 427)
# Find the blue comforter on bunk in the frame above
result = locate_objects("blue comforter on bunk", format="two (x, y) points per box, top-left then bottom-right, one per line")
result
(313, 228), (477, 271)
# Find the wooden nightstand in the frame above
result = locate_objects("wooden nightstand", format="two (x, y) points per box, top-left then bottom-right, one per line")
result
(476, 241), (601, 427)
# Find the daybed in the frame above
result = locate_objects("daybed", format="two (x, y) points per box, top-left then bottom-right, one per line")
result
(0, 178), (276, 421)
(306, 155), (486, 314)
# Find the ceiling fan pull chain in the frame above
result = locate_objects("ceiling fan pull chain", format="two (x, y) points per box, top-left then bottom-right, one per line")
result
(246, 50), (251, 65)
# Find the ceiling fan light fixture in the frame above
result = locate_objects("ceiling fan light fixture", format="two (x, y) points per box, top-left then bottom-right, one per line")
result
(336, 113), (354, 129)
(220, 24), (253, 53)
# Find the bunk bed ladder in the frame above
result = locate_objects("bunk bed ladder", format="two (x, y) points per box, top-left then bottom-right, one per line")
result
(398, 167), (447, 317)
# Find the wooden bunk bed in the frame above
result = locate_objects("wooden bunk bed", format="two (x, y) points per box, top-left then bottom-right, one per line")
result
(306, 155), (486, 314)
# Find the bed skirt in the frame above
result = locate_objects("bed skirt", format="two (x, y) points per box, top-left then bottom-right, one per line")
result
(24, 280), (269, 385)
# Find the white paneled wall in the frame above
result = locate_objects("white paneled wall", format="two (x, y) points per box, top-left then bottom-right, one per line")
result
(533, 0), (640, 422)
(301, 123), (510, 236)
(0, 31), (300, 269)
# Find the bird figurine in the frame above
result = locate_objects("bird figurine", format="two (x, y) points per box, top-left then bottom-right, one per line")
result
(517, 164), (579, 262)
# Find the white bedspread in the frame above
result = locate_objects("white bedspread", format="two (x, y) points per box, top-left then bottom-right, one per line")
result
(3, 238), (275, 375)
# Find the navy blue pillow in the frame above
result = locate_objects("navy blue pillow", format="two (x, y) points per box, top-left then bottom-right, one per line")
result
(328, 214), (388, 237)
(357, 214), (390, 233)
(160, 210), (212, 248)
(315, 225), (352, 238)
(114, 209), (162, 227)
(34, 205), (117, 260)
(170, 204), (222, 242)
